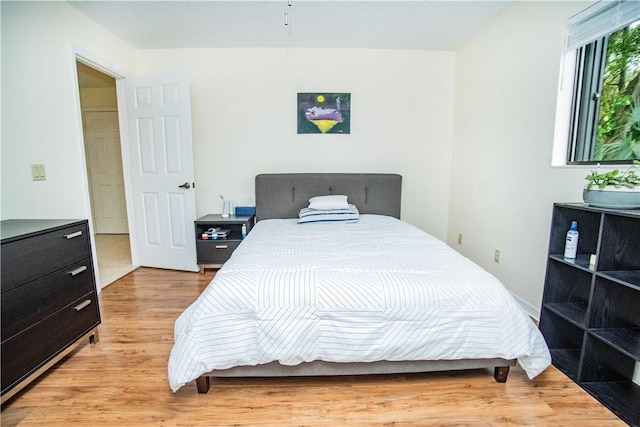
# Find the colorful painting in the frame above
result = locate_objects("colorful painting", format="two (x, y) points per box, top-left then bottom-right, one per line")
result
(297, 93), (351, 134)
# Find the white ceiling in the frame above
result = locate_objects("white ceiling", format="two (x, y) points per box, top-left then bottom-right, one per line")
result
(69, 0), (514, 51)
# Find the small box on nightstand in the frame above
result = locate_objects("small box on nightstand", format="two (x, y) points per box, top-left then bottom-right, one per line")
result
(235, 206), (256, 216)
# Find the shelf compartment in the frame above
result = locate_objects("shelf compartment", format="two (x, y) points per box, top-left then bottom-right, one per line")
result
(581, 334), (640, 426)
(589, 276), (640, 333)
(548, 254), (595, 272)
(598, 214), (640, 273)
(589, 328), (640, 361)
(581, 381), (640, 427)
(542, 259), (592, 324)
(598, 270), (640, 289)
(198, 229), (243, 242)
(550, 348), (582, 380)
(582, 335), (636, 382)
(548, 205), (601, 257)
(540, 309), (585, 380)
(545, 302), (589, 327)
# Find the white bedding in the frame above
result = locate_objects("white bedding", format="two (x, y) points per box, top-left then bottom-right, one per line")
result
(168, 215), (550, 391)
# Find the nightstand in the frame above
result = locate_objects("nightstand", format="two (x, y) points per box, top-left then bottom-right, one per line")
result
(194, 214), (254, 274)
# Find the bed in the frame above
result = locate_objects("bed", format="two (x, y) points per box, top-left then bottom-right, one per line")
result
(168, 173), (550, 393)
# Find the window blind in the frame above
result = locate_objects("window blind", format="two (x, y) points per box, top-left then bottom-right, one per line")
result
(566, 0), (640, 51)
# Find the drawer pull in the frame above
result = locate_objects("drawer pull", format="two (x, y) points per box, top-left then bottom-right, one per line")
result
(74, 299), (92, 311)
(69, 265), (88, 276)
(64, 230), (83, 239)
(215, 245), (228, 249)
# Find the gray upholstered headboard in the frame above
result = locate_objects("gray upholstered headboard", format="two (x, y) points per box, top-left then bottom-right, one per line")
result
(255, 173), (402, 221)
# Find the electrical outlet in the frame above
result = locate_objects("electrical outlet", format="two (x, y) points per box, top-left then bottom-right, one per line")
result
(494, 249), (500, 263)
(31, 164), (46, 181)
(457, 234), (462, 245)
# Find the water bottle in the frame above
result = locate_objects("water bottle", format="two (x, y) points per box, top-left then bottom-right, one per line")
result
(241, 224), (247, 239)
(564, 221), (579, 259)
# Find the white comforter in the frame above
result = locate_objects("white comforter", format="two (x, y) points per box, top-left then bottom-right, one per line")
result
(168, 215), (550, 391)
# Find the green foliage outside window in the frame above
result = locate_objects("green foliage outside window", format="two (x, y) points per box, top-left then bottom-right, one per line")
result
(595, 22), (640, 161)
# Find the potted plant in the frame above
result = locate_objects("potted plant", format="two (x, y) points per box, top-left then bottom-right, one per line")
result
(583, 160), (640, 209)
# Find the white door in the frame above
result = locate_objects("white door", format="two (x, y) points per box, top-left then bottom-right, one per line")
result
(84, 111), (129, 234)
(124, 75), (198, 272)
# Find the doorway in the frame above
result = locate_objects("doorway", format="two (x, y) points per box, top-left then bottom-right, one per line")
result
(76, 61), (135, 287)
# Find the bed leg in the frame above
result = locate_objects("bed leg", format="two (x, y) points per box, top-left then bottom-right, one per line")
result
(196, 376), (210, 393)
(494, 366), (510, 383)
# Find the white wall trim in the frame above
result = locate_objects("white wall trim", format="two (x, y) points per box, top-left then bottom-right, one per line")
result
(72, 44), (129, 80)
(552, 50), (576, 166)
(69, 44), (137, 290)
(116, 78), (139, 268)
(511, 292), (541, 321)
(69, 45), (102, 290)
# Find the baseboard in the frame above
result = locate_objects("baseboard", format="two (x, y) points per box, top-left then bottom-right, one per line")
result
(511, 293), (540, 322)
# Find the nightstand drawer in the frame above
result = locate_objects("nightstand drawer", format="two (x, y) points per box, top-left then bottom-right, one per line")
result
(196, 240), (240, 264)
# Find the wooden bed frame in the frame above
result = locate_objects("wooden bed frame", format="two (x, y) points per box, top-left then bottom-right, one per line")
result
(195, 173), (516, 393)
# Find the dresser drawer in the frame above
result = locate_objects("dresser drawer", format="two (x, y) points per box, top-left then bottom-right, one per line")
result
(1, 223), (90, 292)
(196, 240), (240, 264)
(1, 259), (95, 342)
(1, 292), (100, 395)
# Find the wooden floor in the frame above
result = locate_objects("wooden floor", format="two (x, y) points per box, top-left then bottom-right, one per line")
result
(1, 267), (625, 426)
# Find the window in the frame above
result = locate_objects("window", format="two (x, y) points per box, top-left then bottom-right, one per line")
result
(565, 1), (640, 164)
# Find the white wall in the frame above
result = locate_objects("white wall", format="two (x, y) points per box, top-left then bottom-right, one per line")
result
(2, 0), (602, 315)
(136, 48), (455, 239)
(0, 1), (135, 220)
(449, 1), (594, 314)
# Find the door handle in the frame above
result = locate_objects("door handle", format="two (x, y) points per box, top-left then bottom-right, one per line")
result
(178, 182), (191, 189)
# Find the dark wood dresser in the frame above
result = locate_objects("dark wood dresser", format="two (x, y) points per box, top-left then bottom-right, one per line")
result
(1, 219), (101, 404)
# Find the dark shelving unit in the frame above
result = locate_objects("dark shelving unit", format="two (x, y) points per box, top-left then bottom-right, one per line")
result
(540, 203), (640, 426)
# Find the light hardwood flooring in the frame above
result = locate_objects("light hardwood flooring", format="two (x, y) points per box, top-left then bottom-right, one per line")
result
(1, 267), (625, 426)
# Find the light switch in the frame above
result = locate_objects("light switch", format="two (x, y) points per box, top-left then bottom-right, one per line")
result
(31, 164), (46, 181)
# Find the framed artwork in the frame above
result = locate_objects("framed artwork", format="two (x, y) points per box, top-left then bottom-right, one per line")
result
(297, 92), (351, 134)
